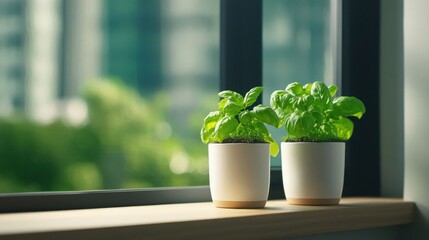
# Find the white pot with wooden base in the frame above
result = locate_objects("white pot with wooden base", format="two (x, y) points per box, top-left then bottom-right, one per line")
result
(281, 142), (345, 206)
(209, 143), (270, 209)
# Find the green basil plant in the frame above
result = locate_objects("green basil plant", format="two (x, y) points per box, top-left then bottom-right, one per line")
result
(270, 81), (366, 142)
(201, 87), (280, 156)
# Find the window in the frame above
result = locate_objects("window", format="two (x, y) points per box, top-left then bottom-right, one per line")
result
(0, 0), (381, 212)
(0, 0), (219, 193)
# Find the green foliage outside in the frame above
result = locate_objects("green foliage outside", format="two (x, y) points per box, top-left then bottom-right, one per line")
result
(0, 80), (210, 193)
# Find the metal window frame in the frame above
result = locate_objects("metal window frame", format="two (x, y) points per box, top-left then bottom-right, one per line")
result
(341, 0), (381, 197)
(0, 0), (381, 213)
(0, 187), (211, 213)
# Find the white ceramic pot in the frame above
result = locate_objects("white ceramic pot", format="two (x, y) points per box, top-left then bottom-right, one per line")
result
(281, 142), (345, 206)
(209, 143), (270, 208)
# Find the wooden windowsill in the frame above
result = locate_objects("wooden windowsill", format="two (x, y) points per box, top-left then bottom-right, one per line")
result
(0, 198), (414, 240)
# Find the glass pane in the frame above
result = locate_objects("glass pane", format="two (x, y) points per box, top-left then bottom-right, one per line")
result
(0, 0), (219, 193)
(263, 0), (337, 166)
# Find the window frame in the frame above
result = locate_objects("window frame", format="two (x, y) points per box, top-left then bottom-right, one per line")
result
(341, 0), (381, 197)
(0, 0), (381, 213)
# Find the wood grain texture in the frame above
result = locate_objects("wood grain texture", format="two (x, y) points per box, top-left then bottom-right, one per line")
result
(286, 198), (340, 206)
(213, 200), (267, 208)
(0, 198), (414, 240)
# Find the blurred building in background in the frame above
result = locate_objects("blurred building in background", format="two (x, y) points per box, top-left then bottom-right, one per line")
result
(1, 0), (331, 123)
(102, 0), (162, 94)
(0, 0), (32, 118)
(0, 0), (97, 123)
(0, 0), (219, 124)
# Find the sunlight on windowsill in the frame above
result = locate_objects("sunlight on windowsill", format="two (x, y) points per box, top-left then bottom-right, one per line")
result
(0, 198), (414, 240)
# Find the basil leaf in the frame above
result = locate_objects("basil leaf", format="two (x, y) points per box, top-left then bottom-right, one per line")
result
(218, 90), (244, 106)
(264, 134), (279, 157)
(214, 116), (239, 141)
(285, 82), (303, 96)
(333, 96), (366, 119)
(238, 110), (254, 125)
(333, 116), (354, 141)
(200, 128), (214, 143)
(296, 95), (314, 111)
(203, 111), (222, 131)
(217, 98), (228, 111)
(303, 83), (313, 94)
(310, 110), (324, 126)
(285, 111), (314, 138)
(243, 86), (263, 108)
(252, 120), (269, 135)
(270, 90), (293, 114)
(270, 90), (285, 109)
(329, 85), (338, 97)
(303, 95), (314, 106)
(253, 105), (280, 127)
(222, 100), (243, 117)
(311, 81), (331, 106)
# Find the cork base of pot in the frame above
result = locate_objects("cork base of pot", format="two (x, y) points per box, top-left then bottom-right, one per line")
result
(287, 198), (340, 206)
(213, 200), (267, 209)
